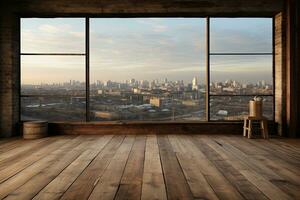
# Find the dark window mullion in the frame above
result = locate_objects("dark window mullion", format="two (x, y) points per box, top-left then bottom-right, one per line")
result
(209, 94), (274, 97)
(210, 53), (272, 56)
(206, 17), (210, 121)
(85, 17), (90, 122)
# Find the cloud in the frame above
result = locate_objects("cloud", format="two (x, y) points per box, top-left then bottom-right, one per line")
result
(153, 25), (168, 32)
(210, 28), (272, 53)
(38, 24), (60, 33)
(22, 18), (272, 84)
(22, 24), (84, 53)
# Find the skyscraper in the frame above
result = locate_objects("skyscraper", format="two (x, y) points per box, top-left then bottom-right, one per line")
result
(192, 77), (198, 90)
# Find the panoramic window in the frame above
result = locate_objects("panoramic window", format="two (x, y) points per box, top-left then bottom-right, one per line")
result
(90, 18), (206, 121)
(21, 18), (86, 121)
(20, 17), (273, 122)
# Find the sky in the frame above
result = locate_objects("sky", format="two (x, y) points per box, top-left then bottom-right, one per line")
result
(21, 18), (273, 85)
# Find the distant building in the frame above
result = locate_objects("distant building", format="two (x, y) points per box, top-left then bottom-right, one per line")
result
(97, 90), (103, 95)
(107, 89), (121, 96)
(192, 77), (199, 90)
(223, 87), (235, 92)
(182, 100), (199, 106)
(150, 97), (162, 107)
(133, 88), (141, 94)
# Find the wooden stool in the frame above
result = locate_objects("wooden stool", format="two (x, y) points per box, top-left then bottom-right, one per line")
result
(243, 116), (268, 139)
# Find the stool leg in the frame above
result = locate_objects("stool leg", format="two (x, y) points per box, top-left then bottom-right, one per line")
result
(243, 118), (247, 137)
(263, 120), (269, 139)
(248, 120), (253, 139)
(260, 120), (265, 139)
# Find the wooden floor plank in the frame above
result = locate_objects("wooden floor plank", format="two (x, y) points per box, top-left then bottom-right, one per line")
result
(88, 135), (135, 200)
(157, 135), (194, 200)
(0, 136), (83, 199)
(0, 138), (24, 153)
(114, 135), (146, 200)
(173, 135), (244, 200)
(0, 137), (18, 146)
(240, 170), (293, 200)
(204, 136), (294, 200)
(272, 139), (300, 148)
(245, 138), (300, 166)
(0, 136), (73, 184)
(0, 135), (299, 200)
(224, 136), (300, 178)
(212, 136), (285, 181)
(193, 136), (269, 200)
(0, 137), (51, 162)
(141, 135), (167, 200)
(4, 136), (101, 200)
(168, 135), (219, 200)
(217, 136), (300, 198)
(60, 135), (125, 200)
(0, 137), (58, 171)
(32, 135), (114, 200)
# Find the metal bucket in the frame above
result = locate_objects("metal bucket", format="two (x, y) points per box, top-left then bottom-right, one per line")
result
(249, 100), (263, 118)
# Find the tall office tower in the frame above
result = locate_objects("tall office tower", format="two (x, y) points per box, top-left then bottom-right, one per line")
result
(192, 77), (199, 90)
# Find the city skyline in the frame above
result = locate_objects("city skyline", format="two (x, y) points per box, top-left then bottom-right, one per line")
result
(21, 77), (272, 86)
(21, 18), (272, 84)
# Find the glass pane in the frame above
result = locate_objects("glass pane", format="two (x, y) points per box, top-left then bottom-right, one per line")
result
(90, 18), (206, 121)
(21, 55), (86, 121)
(21, 96), (85, 121)
(21, 18), (85, 53)
(21, 55), (85, 95)
(210, 18), (272, 53)
(210, 55), (273, 95)
(210, 96), (273, 120)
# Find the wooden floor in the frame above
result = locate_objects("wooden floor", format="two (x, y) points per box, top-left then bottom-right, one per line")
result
(0, 135), (299, 200)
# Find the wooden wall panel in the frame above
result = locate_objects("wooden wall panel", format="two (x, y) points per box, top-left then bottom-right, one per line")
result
(274, 12), (286, 136)
(286, 0), (300, 137)
(47, 122), (276, 135)
(4, 0), (283, 16)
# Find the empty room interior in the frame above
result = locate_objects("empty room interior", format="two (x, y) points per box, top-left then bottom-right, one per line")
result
(0, 0), (299, 199)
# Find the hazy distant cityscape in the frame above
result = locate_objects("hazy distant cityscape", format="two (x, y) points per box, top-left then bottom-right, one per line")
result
(21, 77), (273, 121)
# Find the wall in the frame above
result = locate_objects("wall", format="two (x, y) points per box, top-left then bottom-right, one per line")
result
(0, 9), (20, 137)
(47, 122), (276, 135)
(1, 0), (297, 137)
(274, 12), (286, 136)
(285, 0), (300, 137)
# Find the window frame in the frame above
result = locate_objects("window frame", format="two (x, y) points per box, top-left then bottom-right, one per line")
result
(206, 17), (275, 121)
(19, 16), (275, 122)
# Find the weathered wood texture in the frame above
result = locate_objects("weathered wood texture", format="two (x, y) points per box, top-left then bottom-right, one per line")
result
(0, 134), (299, 199)
(285, 0), (300, 137)
(3, 0), (284, 16)
(48, 121), (276, 135)
(274, 12), (286, 136)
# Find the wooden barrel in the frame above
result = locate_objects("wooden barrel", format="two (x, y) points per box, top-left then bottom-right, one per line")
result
(249, 100), (263, 118)
(23, 121), (48, 139)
